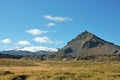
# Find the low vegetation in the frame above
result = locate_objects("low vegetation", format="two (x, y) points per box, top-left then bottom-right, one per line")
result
(0, 59), (120, 80)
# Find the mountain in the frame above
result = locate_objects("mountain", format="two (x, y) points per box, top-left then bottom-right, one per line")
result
(1, 46), (58, 55)
(1, 31), (120, 61)
(55, 31), (120, 60)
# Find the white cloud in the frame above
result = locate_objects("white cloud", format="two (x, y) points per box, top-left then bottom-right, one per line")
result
(0, 38), (11, 44)
(18, 41), (31, 45)
(54, 41), (62, 45)
(44, 15), (72, 21)
(33, 36), (52, 43)
(26, 29), (48, 35)
(33, 36), (62, 44)
(47, 22), (56, 27)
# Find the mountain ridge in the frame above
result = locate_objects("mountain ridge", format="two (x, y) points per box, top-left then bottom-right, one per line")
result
(0, 46), (58, 55)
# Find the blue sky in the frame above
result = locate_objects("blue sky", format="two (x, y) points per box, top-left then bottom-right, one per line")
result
(0, 0), (120, 50)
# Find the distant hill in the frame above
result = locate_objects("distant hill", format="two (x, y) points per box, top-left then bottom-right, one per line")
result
(54, 31), (120, 60)
(0, 53), (22, 59)
(0, 46), (57, 60)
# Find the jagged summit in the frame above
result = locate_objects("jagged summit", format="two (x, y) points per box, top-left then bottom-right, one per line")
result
(55, 31), (120, 59)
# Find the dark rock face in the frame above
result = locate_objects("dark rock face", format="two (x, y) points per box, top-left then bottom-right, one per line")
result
(55, 31), (120, 60)
(64, 47), (73, 54)
(82, 38), (104, 48)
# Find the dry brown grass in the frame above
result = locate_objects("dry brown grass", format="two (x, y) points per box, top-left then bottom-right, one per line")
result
(0, 59), (120, 80)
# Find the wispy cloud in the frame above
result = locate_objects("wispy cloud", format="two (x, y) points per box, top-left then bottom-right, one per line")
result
(0, 38), (11, 44)
(33, 36), (62, 44)
(17, 40), (31, 45)
(53, 41), (62, 45)
(47, 22), (56, 27)
(44, 15), (72, 22)
(33, 36), (52, 43)
(26, 29), (48, 35)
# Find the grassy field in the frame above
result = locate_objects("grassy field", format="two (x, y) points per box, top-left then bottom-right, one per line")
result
(0, 59), (120, 80)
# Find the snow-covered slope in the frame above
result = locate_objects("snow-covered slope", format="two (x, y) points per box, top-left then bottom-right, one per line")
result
(1, 46), (58, 55)
(15, 46), (58, 52)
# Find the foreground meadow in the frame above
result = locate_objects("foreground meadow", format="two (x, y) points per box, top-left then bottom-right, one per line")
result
(0, 59), (120, 80)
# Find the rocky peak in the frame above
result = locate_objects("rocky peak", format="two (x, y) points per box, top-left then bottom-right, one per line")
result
(75, 30), (94, 40)
(68, 31), (106, 47)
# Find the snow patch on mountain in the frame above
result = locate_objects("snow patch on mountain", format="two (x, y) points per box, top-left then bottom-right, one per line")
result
(15, 46), (58, 52)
